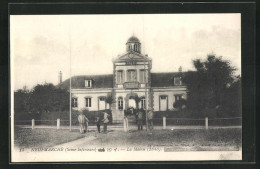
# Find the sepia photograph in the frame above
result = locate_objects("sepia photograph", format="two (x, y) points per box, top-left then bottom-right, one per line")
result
(10, 13), (242, 162)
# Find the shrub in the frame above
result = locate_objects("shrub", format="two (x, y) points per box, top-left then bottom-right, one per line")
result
(173, 98), (186, 110)
(124, 108), (137, 117)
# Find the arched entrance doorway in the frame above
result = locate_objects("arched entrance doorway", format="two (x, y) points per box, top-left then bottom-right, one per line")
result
(128, 96), (136, 108)
(124, 92), (138, 109)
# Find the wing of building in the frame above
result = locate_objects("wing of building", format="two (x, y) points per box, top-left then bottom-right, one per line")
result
(59, 36), (187, 122)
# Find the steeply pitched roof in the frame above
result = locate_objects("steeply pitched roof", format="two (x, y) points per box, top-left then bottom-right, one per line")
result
(151, 72), (185, 87)
(58, 72), (186, 90)
(58, 74), (113, 89)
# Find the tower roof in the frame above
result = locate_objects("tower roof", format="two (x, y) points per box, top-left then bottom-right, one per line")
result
(127, 36), (140, 43)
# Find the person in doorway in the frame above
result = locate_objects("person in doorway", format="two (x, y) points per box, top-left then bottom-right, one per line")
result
(136, 109), (143, 130)
(102, 111), (110, 133)
(147, 108), (154, 130)
(78, 111), (89, 134)
(95, 115), (101, 133)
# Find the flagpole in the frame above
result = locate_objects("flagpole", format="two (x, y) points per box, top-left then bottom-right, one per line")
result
(144, 56), (148, 131)
(143, 16), (148, 131)
(69, 26), (72, 132)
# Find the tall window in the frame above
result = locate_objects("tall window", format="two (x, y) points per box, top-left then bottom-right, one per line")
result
(117, 71), (123, 84)
(127, 70), (137, 82)
(85, 80), (92, 88)
(139, 70), (146, 83)
(159, 96), (168, 111)
(72, 98), (78, 107)
(99, 97), (106, 110)
(118, 97), (123, 110)
(141, 98), (146, 109)
(85, 98), (92, 107)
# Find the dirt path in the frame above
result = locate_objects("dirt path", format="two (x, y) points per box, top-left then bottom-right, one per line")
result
(52, 134), (97, 148)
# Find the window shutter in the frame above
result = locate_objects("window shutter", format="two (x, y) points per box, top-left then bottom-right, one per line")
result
(122, 70), (125, 83)
(140, 70), (143, 83)
(134, 70), (137, 81)
(127, 70), (131, 82)
(86, 98), (89, 107)
(89, 98), (92, 107)
(116, 71), (120, 84)
(144, 70), (147, 83)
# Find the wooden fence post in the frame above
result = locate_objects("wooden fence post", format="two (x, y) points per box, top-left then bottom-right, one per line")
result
(32, 119), (35, 129)
(57, 118), (60, 129)
(163, 116), (166, 129)
(205, 117), (208, 130)
(123, 117), (128, 132)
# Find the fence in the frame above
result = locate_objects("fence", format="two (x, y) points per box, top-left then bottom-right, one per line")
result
(126, 117), (241, 126)
(15, 116), (241, 130)
(124, 116), (241, 131)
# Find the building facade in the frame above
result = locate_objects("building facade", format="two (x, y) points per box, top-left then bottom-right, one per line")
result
(61, 36), (187, 122)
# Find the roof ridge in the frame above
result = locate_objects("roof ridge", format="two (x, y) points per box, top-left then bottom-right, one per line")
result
(151, 72), (180, 74)
(72, 74), (113, 77)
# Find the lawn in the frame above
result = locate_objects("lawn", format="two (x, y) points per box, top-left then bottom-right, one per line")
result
(14, 126), (89, 148)
(86, 128), (241, 151)
(14, 126), (241, 151)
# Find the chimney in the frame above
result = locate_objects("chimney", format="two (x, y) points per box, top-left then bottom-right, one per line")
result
(178, 66), (182, 73)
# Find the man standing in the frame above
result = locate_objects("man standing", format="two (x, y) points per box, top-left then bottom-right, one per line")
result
(147, 108), (154, 130)
(136, 109), (143, 130)
(102, 111), (110, 133)
(95, 116), (101, 133)
(78, 112), (89, 134)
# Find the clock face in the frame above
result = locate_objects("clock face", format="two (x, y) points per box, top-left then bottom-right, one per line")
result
(129, 53), (134, 58)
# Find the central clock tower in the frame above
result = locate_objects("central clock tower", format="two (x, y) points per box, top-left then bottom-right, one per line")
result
(112, 36), (152, 89)
(110, 36), (153, 120)
(126, 36), (141, 53)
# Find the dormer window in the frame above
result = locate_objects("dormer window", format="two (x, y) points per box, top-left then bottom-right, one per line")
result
(175, 95), (182, 101)
(85, 80), (92, 88)
(174, 77), (182, 86)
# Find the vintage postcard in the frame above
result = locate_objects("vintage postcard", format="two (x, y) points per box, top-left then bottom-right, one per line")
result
(10, 14), (242, 162)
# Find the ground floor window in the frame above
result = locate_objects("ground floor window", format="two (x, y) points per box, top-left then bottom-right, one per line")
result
(118, 97), (123, 110)
(159, 95), (168, 111)
(174, 95), (182, 101)
(99, 97), (106, 110)
(72, 98), (78, 107)
(85, 98), (92, 107)
(141, 98), (146, 109)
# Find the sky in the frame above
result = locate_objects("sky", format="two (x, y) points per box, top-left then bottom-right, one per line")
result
(10, 14), (241, 90)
